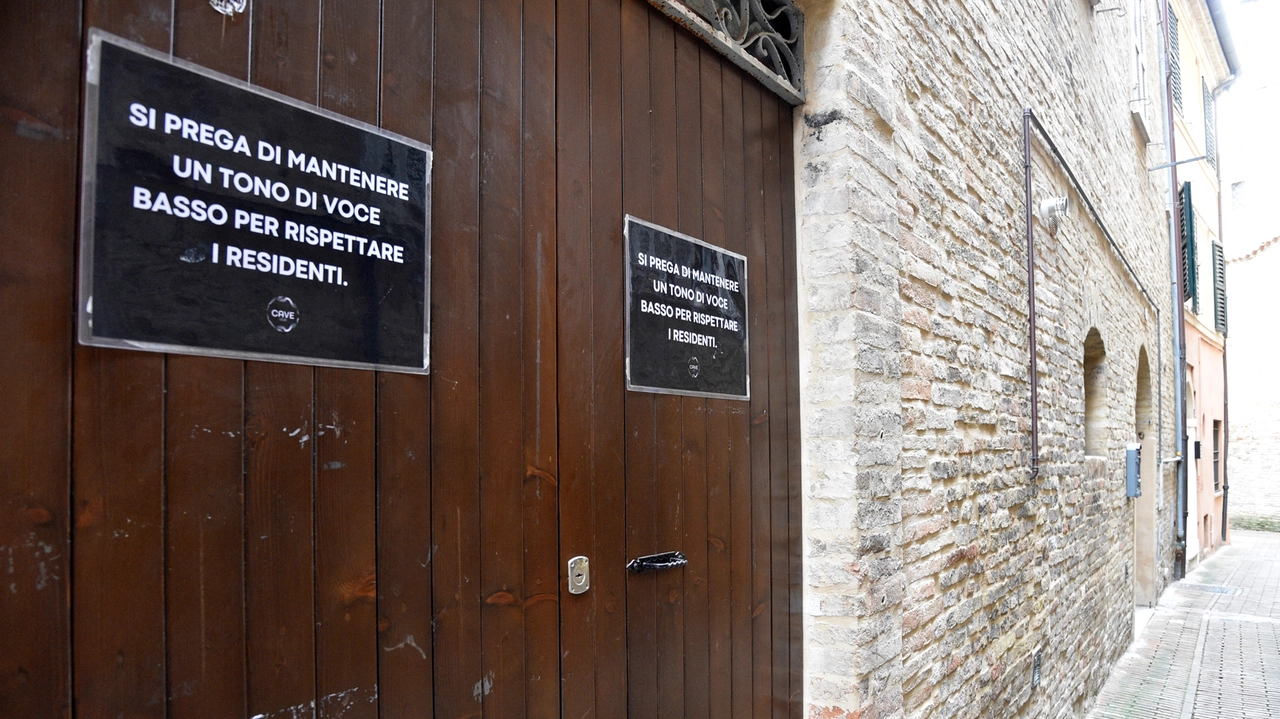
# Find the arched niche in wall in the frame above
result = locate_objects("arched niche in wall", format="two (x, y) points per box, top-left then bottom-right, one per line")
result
(1135, 347), (1152, 441)
(1084, 328), (1108, 456)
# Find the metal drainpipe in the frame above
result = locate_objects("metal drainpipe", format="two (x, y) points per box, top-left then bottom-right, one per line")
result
(1024, 109), (1040, 481)
(1159, 0), (1189, 579)
(1213, 82), (1231, 543)
(1222, 344), (1229, 540)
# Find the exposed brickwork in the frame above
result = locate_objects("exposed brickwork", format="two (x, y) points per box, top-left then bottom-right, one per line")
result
(795, 1), (1181, 716)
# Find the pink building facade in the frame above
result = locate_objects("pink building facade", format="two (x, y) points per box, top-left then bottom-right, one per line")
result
(1185, 312), (1227, 564)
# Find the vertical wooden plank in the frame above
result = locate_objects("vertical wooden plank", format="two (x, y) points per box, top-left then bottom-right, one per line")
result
(719, 63), (754, 719)
(244, 361), (317, 718)
(73, 4), (171, 718)
(647, 13), (685, 719)
(777, 102), (803, 719)
(674, 28), (710, 719)
(698, 46), (732, 719)
(521, 0), (561, 711)
(314, 2), (381, 715)
(0, 1), (79, 716)
(621, 0), (657, 716)
(246, 2), (320, 715)
(740, 77), (773, 719)
(373, 369), (433, 719)
(313, 369), (378, 718)
(376, 0), (435, 714)
(760, 90), (791, 719)
(165, 358), (246, 719)
(430, 0), (483, 709)
(165, 4), (249, 717)
(73, 351), (167, 718)
(556, 0), (594, 708)
(585, 0), (630, 712)
(478, 0), (527, 711)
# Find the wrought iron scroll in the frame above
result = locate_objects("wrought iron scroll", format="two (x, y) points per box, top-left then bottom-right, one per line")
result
(649, 0), (805, 105)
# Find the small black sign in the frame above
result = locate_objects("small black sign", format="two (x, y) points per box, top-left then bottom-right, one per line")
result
(79, 31), (431, 372)
(625, 217), (748, 400)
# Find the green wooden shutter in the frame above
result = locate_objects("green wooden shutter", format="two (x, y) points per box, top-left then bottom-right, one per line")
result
(1212, 241), (1227, 335)
(1170, 7), (1183, 113)
(1180, 182), (1198, 314)
(1204, 80), (1217, 169)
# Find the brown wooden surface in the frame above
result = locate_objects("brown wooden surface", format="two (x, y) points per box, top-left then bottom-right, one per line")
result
(555, 0), (594, 711)
(166, 5), (250, 717)
(2, 0), (802, 717)
(700, 47), (733, 719)
(742, 76), (776, 719)
(721, 63), (755, 719)
(762, 90), (794, 719)
(649, 16), (688, 719)
(479, 0), (528, 713)
(779, 101), (804, 719)
(377, 0), (437, 716)
(314, 2), (382, 714)
(245, 2), (322, 715)
(0, 1), (80, 717)
(72, 6), (171, 719)
(622, 2), (659, 718)
(430, 0), (484, 712)
(520, 0), (562, 714)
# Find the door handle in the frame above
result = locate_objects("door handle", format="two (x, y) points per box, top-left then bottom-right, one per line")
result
(626, 551), (687, 574)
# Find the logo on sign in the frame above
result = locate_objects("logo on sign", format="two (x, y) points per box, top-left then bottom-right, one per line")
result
(267, 296), (300, 333)
(688, 356), (700, 378)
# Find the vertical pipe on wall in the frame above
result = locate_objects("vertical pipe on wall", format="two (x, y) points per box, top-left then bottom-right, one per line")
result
(1221, 345), (1229, 540)
(1159, 0), (1190, 578)
(1023, 108), (1040, 481)
(1214, 82), (1231, 543)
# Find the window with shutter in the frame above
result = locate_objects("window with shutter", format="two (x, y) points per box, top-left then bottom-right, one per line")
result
(1170, 7), (1183, 113)
(1204, 81), (1217, 169)
(1212, 240), (1227, 335)
(1213, 420), (1221, 492)
(1180, 182), (1198, 313)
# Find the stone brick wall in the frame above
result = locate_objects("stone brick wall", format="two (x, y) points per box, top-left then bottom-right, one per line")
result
(795, 1), (1181, 716)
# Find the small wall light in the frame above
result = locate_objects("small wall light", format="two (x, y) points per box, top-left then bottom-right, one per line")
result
(1039, 196), (1070, 235)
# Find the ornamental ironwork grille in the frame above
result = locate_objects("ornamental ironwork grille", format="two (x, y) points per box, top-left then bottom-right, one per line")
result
(648, 0), (805, 104)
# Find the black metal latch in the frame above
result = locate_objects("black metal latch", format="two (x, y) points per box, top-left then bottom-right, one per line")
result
(626, 551), (688, 574)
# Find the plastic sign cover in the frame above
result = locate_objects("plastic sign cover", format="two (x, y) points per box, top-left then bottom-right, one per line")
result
(625, 216), (749, 400)
(79, 31), (432, 373)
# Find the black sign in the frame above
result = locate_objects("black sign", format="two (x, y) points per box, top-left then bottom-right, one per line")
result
(625, 217), (748, 400)
(79, 31), (431, 372)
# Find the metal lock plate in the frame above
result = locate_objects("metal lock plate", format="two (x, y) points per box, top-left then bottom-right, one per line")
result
(567, 555), (590, 595)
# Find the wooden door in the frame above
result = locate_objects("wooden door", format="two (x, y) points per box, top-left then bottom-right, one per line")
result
(556, 3), (801, 716)
(0, 0), (799, 717)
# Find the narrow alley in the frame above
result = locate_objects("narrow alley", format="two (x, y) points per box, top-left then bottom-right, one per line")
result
(1090, 531), (1280, 718)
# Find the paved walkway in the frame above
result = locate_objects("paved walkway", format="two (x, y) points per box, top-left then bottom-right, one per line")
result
(1089, 531), (1280, 719)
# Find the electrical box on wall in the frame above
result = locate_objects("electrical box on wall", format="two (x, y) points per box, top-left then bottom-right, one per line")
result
(1126, 443), (1142, 498)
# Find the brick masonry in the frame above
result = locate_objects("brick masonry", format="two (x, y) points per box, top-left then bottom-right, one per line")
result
(794, 1), (1182, 716)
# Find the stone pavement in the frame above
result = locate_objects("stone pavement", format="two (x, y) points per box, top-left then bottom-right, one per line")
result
(1088, 531), (1280, 718)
